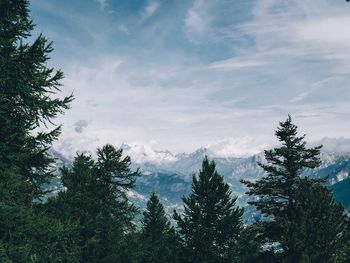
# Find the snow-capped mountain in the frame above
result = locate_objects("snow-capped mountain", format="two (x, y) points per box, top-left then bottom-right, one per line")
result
(120, 143), (178, 164)
(49, 143), (350, 221)
(130, 147), (350, 216)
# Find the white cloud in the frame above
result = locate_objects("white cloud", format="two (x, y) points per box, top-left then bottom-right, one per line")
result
(141, 1), (160, 19)
(183, 0), (212, 44)
(295, 17), (350, 47)
(121, 142), (178, 164)
(118, 24), (129, 34)
(222, 0), (350, 72)
(53, 48), (350, 154)
(207, 137), (269, 158)
(53, 131), (100, 160)
(35, 0), (350, 155)
(209, 58), (268, 70)
(96, 0), (107, 10)
(54, 53), (283, 153)
(289, 92), (309, 104)
(314, 137), (350, 154)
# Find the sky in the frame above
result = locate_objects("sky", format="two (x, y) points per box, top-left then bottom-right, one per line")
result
(30, 0), (350, 157)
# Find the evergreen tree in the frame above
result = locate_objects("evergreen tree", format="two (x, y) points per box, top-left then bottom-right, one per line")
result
(174, 156), (243, 263)
(0, 0), (72, 261)
(0, 0), (72, 205)
(48, 144), (140, 263)
(235, 225), (262, 263)
(285, 178), (348, 263)
(140, 193), (179, 263)
(342, 217), (350, 262)
(242, 116), (347, 262)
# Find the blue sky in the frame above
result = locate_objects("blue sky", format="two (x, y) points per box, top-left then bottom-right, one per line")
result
(30, 0), (350, 156)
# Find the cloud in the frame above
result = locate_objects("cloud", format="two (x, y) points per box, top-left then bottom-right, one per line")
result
(207, 136), (269, 158)
(55, 54), (279, 153)
(32, 0), (350, 154)
(313, 137), (350, 154)
(96, 0), (107, 10)
(121, 142), (178, 164)
(221, 0), (350, 72)
(289, 92), (310, 104)
(183, 0), (211, 44)
(294, 16), (350, 48)
(141, 1), (160, 19)
(118, 24), (129, 34)
(74, 120), (89, 133)
(56, 45), (350, 153)
(209, 58), (268, 70)
(53, 132), (100, 160)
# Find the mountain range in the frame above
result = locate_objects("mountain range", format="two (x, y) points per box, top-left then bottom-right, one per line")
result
(49, 143), (350, 221)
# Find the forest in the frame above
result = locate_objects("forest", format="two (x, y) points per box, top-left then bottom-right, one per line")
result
(1, 1), (350, 262)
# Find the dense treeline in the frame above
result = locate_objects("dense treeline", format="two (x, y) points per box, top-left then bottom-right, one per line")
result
(1, 1), (349, 262)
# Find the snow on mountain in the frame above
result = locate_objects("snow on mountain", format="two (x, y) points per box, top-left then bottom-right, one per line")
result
(128, 147), (350, 214)
(206, 137), (268, 158)
(306, 152), (350, 185)
(49, 141), (350, 219)
(120, 136), (267, 165)
(120, 143), (178, 164)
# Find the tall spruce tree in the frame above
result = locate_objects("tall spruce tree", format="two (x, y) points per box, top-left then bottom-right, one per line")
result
(0, 0), (73, 261)
(174, 156), (243, 263)
(285, 178), (348, 263)
(242, 116), (347, 262)
(140, 193), (179, 263)
(48, 144), (140, 263)
(0, 0), (72, 204)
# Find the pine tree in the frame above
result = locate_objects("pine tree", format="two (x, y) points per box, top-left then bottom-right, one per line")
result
(174, 156), (243, 263)
(48, 144), (140, 262)
(0, 1), (73, 261)
(235, 225), (262, 263)
(140, 193), (179, 263)
(342, 217), (350, 262)
(285, 178), (348, 263)
(242, 116), (347, 262)
(0, 0), (73, 205)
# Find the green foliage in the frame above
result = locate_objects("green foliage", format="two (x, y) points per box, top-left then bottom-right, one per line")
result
(0, 0), (73, 203)
(174, 156), (244, 263)
(235, 225), (262, 263)
(140, 193), (180, 263)
(281, 178), (348, 263)
(1, 1), (350, 261)
(48, 144), (140, 262)
(0, 0), (72, 262)
(242, 116), (348, 262)
(342, 217), (350, 262)
(242, 115), (322, 219)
